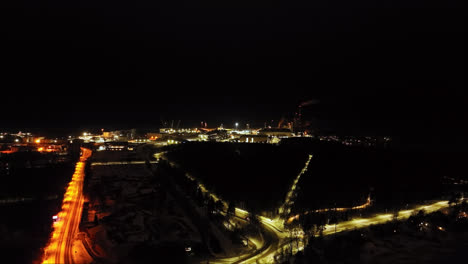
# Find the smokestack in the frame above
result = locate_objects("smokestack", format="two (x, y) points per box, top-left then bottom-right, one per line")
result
(300, 99), (319, 107)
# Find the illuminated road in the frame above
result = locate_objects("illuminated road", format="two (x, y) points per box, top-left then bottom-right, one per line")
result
(279, 154), (313, 215)
(160, 153), (458, 264)
(91, 160), (158, 166)
(210, 200), (457, 264)
(239, 217), (285, 264)
(42, 148), (92, 264)
(286, 194), (372, 224)
(209, 208), (286, 264)
(322, 200), (455, 236)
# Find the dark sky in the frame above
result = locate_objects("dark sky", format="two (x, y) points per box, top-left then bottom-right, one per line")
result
(1, 0), (465, 137)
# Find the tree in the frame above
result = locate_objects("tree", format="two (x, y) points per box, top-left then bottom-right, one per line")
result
(302, 214), (313, 235)
(206, 197), (216, 217)
(276, 247), (285, 263)
(215, 200), (224, 212)
(449, 196), (457, 206)
(248, 212), (261, 228)
(449, 192), (462, 206)
(461, 199), (467, 211)
(229, 228), (243, 245)
(195, 188), (204, 206)
(392, 209), (399, 222)
(227, 201), (236, 216)
(128, 242), (189, 264)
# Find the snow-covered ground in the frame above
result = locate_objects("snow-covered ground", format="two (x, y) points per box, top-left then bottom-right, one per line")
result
(361, 230), (468, 264)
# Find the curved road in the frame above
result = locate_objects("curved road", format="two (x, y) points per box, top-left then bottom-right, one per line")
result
(209, 209), (285, 264)
(210, 200), (457, 263)
(160, 152), (458, 264)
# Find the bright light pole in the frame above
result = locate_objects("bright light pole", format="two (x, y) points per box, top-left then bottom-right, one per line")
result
(235, 122), (239, 130)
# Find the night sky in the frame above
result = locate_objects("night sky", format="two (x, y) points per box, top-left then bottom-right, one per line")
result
(1, 0), (465, 138)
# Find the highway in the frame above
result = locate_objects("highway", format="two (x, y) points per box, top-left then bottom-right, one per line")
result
(42, 148), (92, 264)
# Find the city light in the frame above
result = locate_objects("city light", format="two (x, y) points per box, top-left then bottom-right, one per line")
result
(0, 128), (454, 264)
(2, 1), (463, 262)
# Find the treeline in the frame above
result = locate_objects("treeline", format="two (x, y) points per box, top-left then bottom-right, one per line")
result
(166, 142), (309, 212)
(157, 159), (266, 254)
(0, 198), (62, 264)
(292, 144), (451, 213)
